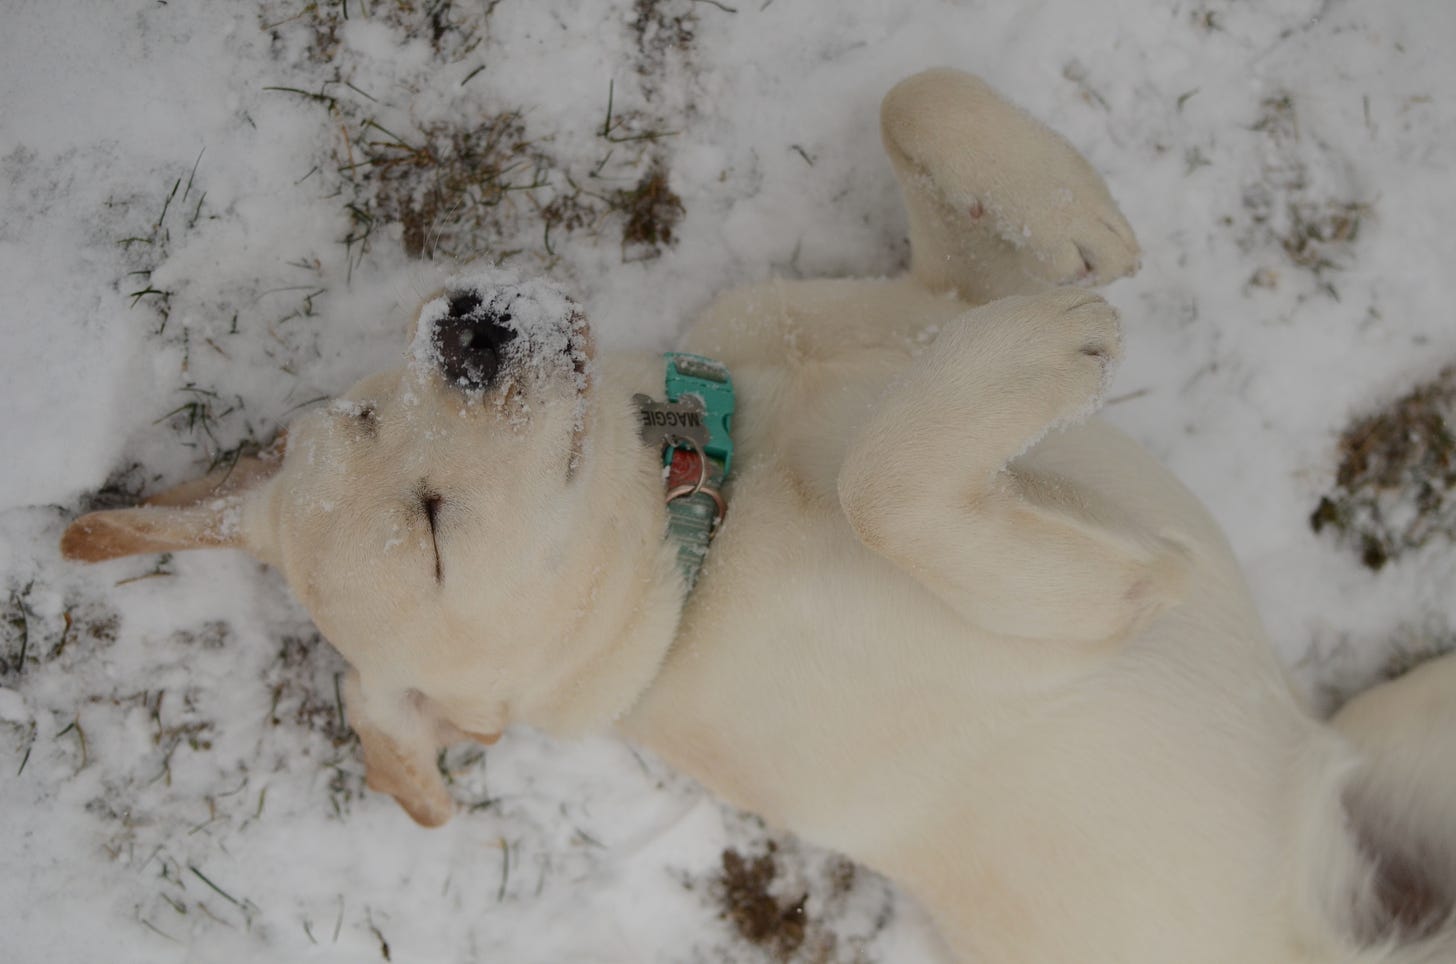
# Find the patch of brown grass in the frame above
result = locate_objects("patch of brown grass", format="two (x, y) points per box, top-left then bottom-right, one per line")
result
(630, 0), (697, 82)
(352, 112), (556, 261)
(1277, 198), (1370, 275)
(259, 2), (690, 267)
(1238, 93), (1372, 291)
(264, 0), (493, 64)
(616, 163), (685, 256)
(1311, 366), (1456, 569)
(708, 841), (875, 963)
(717, 843), (812, 959)
(265, 633), (353, 746)
(2, 584), (120, 680)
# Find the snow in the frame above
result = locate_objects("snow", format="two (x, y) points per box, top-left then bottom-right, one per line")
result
(3, 0), (1456, 961)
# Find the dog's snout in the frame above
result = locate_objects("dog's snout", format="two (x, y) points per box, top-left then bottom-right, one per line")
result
(432, 292), (518, 391)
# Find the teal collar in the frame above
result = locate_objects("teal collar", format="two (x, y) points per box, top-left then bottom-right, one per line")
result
(634, 353), (735, 591)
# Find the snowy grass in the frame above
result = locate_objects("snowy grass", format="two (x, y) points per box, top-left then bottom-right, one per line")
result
(4, 0), (1456, 960)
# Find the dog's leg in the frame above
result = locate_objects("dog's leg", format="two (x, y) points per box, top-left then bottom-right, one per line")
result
(838, 288), (1189, 643)
(881, 69), (1140, 302)
(1329, 653), (1456, 945)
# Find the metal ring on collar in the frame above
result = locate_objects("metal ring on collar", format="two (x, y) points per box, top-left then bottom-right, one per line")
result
(666, 435), (710, 496)
(664, 437), (727, 527)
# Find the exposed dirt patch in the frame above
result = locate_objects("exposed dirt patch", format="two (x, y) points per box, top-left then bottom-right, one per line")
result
(718, 843), (811, 958)
(616, 162), (685, 257)
(706, 838), (882, 963)
(1311, 365), (1456, 570)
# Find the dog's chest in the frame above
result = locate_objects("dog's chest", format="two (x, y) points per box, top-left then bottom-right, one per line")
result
(624, 357), (1056, 833)
(725, 351), (910, 508)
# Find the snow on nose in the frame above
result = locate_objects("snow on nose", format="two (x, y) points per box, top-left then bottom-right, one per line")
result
(413, 269), (588, 395)
(431, 290), (516, 391)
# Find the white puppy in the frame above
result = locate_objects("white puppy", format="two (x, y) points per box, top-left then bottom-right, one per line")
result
(62, 70), (1456, 963)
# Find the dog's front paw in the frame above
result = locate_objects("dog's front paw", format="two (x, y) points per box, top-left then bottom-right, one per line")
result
(881, 69), (1140, 293)
(1041, 288), (1122, 424)
(948, 146), (1140, 290)
(1036, 209), (1141, 287)
(970, 288), (1122, 431)
(1064, 287), (1122, 384)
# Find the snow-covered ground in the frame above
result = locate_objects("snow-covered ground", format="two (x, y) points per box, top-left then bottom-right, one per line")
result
(3, 0), (1455, 961)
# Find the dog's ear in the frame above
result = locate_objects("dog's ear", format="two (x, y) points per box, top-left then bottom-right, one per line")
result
(61, 502), (251, 562)
(60, 434), (285, 563)
(343, 670), (457, 827)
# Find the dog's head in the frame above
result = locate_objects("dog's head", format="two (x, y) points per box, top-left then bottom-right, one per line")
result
(61, 270), (673, 826)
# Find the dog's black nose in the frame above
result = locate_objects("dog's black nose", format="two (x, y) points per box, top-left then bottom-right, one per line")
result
(431, 291), (518, 391)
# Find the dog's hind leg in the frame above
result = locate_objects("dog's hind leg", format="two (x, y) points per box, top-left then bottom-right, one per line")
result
(838, 288), (1190, 644)
(1327, 653), (1456, 952)
(881, 69), (1140, 303)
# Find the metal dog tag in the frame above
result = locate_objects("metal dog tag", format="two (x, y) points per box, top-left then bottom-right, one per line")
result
(634, 393), (710, 451)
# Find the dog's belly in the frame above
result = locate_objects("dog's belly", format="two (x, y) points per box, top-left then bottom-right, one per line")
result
(625, 492), (1336, 961)
(618, 370), (1334, 960)
(623, 474), (1046, 832)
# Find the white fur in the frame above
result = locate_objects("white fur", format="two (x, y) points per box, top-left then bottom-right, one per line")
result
(62, 69), (1456, 963)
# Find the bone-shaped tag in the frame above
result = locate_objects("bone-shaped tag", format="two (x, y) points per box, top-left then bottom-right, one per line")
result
(634, 393), (710, 451)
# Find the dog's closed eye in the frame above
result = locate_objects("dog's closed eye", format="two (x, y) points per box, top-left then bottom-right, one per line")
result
(330, 399), (379, 436)
(418, 487), (444, 583)
(353, 403), (379, 438)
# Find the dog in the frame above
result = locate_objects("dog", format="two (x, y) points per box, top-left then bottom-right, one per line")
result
(60, 69), (1456, 963)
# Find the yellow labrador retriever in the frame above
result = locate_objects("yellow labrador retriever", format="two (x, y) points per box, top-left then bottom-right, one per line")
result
(61, 70), (1456, 963)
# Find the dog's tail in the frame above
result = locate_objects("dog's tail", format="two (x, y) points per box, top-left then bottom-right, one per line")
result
(1323, 651), (1456, 962)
